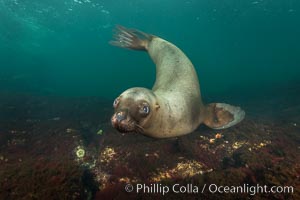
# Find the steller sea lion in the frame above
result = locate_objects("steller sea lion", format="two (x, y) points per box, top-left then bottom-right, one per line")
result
(110, 25), (245, 138)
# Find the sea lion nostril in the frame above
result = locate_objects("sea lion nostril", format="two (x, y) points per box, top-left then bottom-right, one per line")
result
(116, 111), (126, 122)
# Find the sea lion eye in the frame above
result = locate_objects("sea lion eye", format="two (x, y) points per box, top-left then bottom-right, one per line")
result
(113, 98), (119, 108)
(140, 105), (150, 115)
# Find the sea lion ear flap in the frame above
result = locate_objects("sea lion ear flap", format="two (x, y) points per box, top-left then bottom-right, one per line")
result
(155, 103), (160, 111)
(203, 103), (245, 129)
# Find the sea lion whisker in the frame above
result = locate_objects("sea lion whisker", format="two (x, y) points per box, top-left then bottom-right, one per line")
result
(134, 123), (144, 133)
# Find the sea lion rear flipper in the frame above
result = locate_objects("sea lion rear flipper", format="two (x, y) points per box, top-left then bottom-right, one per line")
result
(203, 103), (245, 129)
(109, 25), (152, 51)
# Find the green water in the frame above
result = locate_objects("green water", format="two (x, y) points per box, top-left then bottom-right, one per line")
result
(1, 0), (299, 99)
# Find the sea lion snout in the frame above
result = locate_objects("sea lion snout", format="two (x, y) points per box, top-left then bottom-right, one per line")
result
(111, 110), (137, 133)
(111, 110), (127, 126)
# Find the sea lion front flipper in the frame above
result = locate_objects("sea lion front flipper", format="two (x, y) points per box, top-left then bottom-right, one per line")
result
(109, 25), (153, 51)
(203, 103), (245, 129)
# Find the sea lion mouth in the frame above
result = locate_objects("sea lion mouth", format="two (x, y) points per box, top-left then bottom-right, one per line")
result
(111, 113), (144, 133)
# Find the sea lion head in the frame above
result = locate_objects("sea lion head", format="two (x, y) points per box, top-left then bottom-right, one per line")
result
(111, 87), (160, 134)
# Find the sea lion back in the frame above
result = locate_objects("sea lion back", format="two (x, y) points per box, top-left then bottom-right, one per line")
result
(147, 38), (201, 97)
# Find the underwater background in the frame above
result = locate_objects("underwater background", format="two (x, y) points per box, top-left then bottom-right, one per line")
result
(1, 0), (299, 98)
(0, 0), (300, 199)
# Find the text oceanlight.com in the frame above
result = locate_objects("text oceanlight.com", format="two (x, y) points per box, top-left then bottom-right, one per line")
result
(124, 183), (294, 196)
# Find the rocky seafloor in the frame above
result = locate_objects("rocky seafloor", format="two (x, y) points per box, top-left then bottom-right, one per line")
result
(0, 90), (299, 200)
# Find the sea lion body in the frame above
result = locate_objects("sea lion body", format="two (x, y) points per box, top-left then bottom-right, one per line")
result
(110, 26), (245, 138)
(146, 38), (204, 137)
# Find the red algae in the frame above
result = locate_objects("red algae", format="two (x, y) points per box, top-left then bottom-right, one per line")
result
(0, 92), (299, 199)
